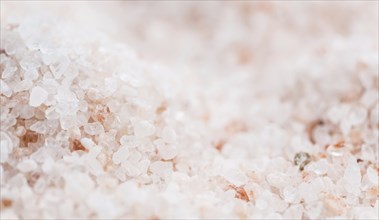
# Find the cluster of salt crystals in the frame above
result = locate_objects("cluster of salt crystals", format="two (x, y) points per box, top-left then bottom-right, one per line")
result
(1, 2), (379, 220)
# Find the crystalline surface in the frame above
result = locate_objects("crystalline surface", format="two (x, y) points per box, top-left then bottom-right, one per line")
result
(29, 86), (48, 107)
(0, 2), (378, 219)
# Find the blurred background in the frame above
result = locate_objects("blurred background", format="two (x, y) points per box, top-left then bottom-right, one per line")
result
(2, 1), (378, 77)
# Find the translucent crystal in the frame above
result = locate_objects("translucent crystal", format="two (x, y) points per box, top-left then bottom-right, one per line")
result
(157, 143), (177, 160)
(17, 159), (38, 172)
(0, 132), (13, 163)
(348, 106), (367, 126)
(84, 122), (104, 136)
(49, 56), (70, 79)
(131, 119), (155, 138)
(29, 86), (48, 107)
(343, 158), (362, 196)
(149, 161), (173, 178)
(112, 146), (129, 165)
(160, 126), (177, 143)
(30, 121), (47, 134)
(0, 80), (12, 97)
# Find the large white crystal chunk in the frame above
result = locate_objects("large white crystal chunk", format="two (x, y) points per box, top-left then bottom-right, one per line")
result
(29, 86), (48, 107)
(343, 158), (362, 196)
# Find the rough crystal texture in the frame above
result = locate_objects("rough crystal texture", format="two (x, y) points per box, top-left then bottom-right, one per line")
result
(29, 86), (48, 107)
(0, 2), (378, 220)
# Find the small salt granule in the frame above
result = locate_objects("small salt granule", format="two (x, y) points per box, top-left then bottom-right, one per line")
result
(131, 119), (155, 138)
(17, 159), (37, 172)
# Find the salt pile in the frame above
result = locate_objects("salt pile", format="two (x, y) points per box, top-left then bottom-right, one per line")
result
(1, 1), (378, 219)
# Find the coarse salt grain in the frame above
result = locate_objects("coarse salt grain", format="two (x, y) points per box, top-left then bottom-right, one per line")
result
(29, 86), (48, 107)
(149, 161), (173, 178)
(112, 146), (129, 165)
(131, 119), (155, 137)
(17, 159), (38, 172)
(84, 122), (104, 136)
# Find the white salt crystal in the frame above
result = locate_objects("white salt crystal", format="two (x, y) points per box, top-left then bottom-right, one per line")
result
(366, 167), (378, 185)
(127, 149), (142, 163)
(157, 143), (177, 160)
(264, 212), (283, 219)
(306, 159), (328, 175)
(112, 146), (129, 165)
(87, 191), (120, 219)
(41, 157), (54, 173)
(131, 119), (155, 137)
(348, 106), (367, 126)
(0, 80), (12, 97)
(17, 159), (37, 172)
(161, 126), (177, 143)
(24, 68), (39, 81)
(266, 172), (287, 188)
(360, 89), (378, 107)
(30, 121), (47, 134)
(220, 162), (248, 186)
(343, 158), (361, 196)
(49, 56), (70, 79)
(305, 202), (323, 219)
(282, 185), (297, 203)
(149, 161), (173, 178)
(29, 86), (48, 107)
(84, 122), (104, 136)
(256, 198), (268, 210)
(80, 138), (95, 149)
(0, 132), (13, 163)
(64, 171), (95, 201)
(283, 204), (303, 219)
(122, 161), (141, 177)
(120, 135), (138, 148)
(0, 140), (10, 163)
(19, 55), (40, 71)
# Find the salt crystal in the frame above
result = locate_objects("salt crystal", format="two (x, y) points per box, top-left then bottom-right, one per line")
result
(283, 204), (303, 219)
(41, 157), (54, 173)
(131, 119), (155, 137)
(0, 132), (14, 163)
(160, 126), (177, 143)
(112, 146), (129, 164)
(366, 167), (378, 185)
(120, 135), (138, 148)
(0, 80), (12, 97)
(64, 171), (95, 201)
(266, 173), (285, 189)
(80, 138), (95, 149)
(149, 161), (173, 178)
(305, 202), (323, 219)
(348, 106), (367, 126)
(29, 86), (48, 107)
(19, 55), (40, 71)
(49, 56), (70, 79)
(24, 68), (39, 81)
(127, 149), (142, 163)
(306, 159), (328, 175)
(17, 159), (37, 172)
(256, 198), (268, 210)
(157, 143), (177, 160)
(220, 162), (248, 186)
(0, 140), (10, 163)
(30, 121), (47, 134)
(84, 122), (104, 136)
(343, 158), (361, 196)
(282, 185), (298, 203)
